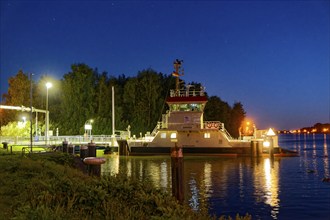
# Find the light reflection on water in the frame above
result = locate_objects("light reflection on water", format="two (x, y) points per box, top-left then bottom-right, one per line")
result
(100, 134), (330, 219)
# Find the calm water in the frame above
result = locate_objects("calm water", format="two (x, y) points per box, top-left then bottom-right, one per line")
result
(101, 134), (330, 219)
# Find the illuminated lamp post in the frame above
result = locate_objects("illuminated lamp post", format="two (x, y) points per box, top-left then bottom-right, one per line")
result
(84, 119), (94, 141)
(45, 82), (52, 145)
(266, 128), (276, 159)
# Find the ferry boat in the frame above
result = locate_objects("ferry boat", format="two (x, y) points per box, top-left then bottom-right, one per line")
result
(119, 60), (296, 157)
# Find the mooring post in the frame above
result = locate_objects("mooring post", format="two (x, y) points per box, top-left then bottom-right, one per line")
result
(80, 145), (88, 159)
(171, 142), (184, 204)
(68, 144), (74, 155)
(88, 141), (96, 157)
(89, 164), (101, 176)
(62, 140), (68, 153)
(269, 137), (274, 160)
(256, 141), (262, 158)
(250, 140), (258, 157)
(118, 140), (129, 156)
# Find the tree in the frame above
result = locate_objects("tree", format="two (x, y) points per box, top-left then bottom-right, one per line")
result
(1, 64), (247, 138)
(1, 70), (32, 125)
(93, 72), (112, 134)
(1, 121), (32, 137)
(204, 96), (231, 126)
(228, 102), (246, 138)
(123, 69), (167, 136)
(59, 64), (97, 135)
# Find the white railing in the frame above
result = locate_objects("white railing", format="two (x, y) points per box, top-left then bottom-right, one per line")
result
(0, 135), (117, 146)
(170, 87), (205, 97)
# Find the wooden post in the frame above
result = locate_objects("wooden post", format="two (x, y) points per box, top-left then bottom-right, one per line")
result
(250, 141), (258, 157)
(62, 140), (68, 153)
(171, 143), (184, 204)
(256, 141), (262, 157)
(118, 140), (129, 156)
(269, 137), (274, 160)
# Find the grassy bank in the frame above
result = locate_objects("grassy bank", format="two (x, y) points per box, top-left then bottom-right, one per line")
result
(0, 150), (251, 219)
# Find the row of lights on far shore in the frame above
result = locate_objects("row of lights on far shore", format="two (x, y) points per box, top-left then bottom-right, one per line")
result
(289, 128), (329, 134)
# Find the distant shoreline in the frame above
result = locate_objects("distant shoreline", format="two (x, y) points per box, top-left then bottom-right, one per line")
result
(279, 123), (330, 134)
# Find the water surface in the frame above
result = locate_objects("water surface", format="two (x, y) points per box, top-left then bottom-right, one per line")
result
(101, 134), (330, 219)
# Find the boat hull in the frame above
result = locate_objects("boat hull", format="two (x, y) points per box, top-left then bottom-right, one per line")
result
(119, 143), (298, 157)
(128, 146), (252, 156)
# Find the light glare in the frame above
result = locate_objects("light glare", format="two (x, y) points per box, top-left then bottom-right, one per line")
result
(46, 82), (52, 89)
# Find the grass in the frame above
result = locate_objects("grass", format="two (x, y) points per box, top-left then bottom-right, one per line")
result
(0, 149), (251, 219)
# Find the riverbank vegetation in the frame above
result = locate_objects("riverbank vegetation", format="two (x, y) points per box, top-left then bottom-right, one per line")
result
(0, 152), (251, 220)
(1, 64), (245, 138)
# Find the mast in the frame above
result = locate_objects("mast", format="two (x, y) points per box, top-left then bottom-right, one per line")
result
(172, 59), (184, 93)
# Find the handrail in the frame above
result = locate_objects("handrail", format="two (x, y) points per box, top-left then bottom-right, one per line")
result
(222, 127), (233, 140)
(169, 87), (205, 97)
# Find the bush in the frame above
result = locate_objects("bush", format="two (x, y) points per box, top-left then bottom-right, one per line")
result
(0, 153), (251, 219)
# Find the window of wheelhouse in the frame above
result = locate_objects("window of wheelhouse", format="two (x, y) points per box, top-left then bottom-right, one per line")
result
(204, 133), (211, 138)
(170, 103), (204, 111)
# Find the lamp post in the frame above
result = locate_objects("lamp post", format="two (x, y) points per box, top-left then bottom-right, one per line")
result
(45, 82), (52, 145)
(266, 128), (276, 159)
(84, 119), (94, 141)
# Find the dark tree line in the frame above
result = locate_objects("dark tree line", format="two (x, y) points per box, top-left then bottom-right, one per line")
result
(1, 63), (245, 138)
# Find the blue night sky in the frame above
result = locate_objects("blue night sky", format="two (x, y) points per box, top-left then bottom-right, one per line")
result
(1, 0), (329, 130)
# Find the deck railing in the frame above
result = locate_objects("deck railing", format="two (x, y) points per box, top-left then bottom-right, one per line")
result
(170, 87), (205, 97)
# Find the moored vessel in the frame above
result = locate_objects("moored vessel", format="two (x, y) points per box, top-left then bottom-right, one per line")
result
(119, 60), (297, 157)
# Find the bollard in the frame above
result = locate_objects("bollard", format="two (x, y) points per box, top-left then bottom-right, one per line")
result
(250, 141), (257, 157)
(256, 141), (262, 157)
(68, 144), (74, 154)
(80, 145), (88, 159)
(171, 143), (184, 204)
(89, 164), (101, 176)
(83, 157), (106, 177)
(2, 142), (8, 150)
(88, 141), (96, 157)
(269, 137), (274, 160)
(62, 140), (68, 153)
(118, 140), (129, 156)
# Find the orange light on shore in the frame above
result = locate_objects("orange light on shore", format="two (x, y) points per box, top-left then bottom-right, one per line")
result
(240, 119), (255, 136)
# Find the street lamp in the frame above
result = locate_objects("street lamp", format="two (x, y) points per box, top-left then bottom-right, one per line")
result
(266, 128), (276, 158)
(45, 82), (52, 145)
(84, 119), (94, 141)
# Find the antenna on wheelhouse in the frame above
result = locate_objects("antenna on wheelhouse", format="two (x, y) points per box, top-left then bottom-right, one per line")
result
(172, 59), (184, 93)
